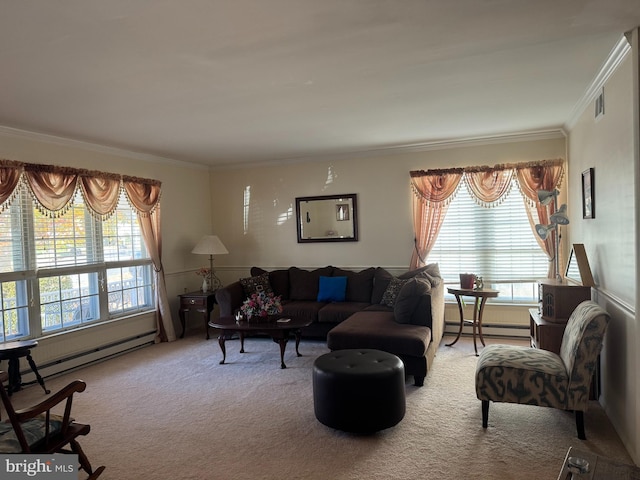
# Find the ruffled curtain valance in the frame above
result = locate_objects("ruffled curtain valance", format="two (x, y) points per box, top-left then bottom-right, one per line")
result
(0, 158), (174, 343)
(409, 159), (565, 274)
(0, 159), (161, 219)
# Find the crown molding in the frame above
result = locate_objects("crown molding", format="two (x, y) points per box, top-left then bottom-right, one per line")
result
(0, 125), (210, 170)
(0, 124), (565, 173)
(565, 34), (631, 131)
(210, 129), (567, 171)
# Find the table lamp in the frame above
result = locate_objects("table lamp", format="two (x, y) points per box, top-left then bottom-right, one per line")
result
(192, 235), (229, 290)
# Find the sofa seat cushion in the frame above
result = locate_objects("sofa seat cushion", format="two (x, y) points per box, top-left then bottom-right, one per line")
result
(318, 302), (371, 324)
(327, 312), (432, 358)
(281, 300), (327, 323)
(362, 304), (393, 313)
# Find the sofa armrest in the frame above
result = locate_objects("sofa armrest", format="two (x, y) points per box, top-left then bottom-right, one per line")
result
(216, 281), (245, 316)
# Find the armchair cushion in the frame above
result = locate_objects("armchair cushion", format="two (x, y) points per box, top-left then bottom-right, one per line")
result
(0, 414), (64, 453)
(475, 344), (567, 409)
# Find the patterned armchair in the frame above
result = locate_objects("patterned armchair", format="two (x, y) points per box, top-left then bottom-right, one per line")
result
(475, 300), (610, 439)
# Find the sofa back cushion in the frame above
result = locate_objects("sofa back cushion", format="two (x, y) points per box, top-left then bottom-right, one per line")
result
(289, 266), (334, 301)
(332, 267), (375, 303)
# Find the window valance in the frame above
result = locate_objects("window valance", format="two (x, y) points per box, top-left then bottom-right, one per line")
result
(0, 159), (162, 219)
(410, 158), (565, 208)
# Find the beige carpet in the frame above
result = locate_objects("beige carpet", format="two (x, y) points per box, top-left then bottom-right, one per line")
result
(5, 333), (634, 480)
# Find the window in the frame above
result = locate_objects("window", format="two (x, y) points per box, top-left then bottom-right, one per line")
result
(428, 184), (548, 303)
(0, 188), (154, 342)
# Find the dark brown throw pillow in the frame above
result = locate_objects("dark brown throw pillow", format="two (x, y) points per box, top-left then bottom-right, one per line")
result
(240, 272), (273, 297)
(394, 278), (432, 324)
(380, 277), (408, 307)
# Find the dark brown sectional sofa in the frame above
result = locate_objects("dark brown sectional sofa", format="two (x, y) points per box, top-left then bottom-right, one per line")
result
(215, 264), (445, 385)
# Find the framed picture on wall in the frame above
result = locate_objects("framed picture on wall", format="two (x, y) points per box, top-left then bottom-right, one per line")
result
(582, 168), (595, 219)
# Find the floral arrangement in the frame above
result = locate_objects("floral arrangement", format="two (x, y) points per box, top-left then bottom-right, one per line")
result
(240, 291), (283, 320)
(195, 267), (211, 279)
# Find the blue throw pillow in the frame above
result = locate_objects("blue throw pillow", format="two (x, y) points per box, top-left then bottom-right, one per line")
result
(317, 276), (347, 302)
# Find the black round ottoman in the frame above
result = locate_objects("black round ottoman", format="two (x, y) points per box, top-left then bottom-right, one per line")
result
(313, 349), (406, 433)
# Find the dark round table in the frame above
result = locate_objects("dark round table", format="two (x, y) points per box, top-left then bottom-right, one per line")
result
(0, 339), (50, 395)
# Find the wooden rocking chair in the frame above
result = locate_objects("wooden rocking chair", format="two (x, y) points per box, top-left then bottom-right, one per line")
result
(0, 371), (105, 479)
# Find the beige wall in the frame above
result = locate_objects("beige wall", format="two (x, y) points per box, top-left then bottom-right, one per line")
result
(210, 136), (566, 331)
(567, 40), (639, 463)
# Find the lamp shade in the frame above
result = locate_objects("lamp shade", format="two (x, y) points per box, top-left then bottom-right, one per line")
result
(550, 204), (570, 225)
(192, 235), (229, 255)
(537, 189), (559, 205)
(535, 223), (556, 240)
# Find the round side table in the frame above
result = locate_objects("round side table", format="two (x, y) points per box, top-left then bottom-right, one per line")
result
(0, 339), (50, 396)
(446, 287), (499, 356)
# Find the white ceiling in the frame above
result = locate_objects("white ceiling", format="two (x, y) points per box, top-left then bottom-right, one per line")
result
(1, 1), (639, 167)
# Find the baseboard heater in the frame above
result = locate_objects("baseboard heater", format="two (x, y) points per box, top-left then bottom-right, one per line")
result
(19, 331), (156, 386)
(444, 322), (529, 339)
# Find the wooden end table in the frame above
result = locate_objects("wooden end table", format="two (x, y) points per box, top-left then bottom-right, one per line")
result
(446, 286), (499, 356)
(178, 290), (217, 339)
(208, 316), (312, 369)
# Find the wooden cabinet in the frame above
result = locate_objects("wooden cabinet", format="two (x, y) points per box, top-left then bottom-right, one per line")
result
(529, 308), (566, 353)
(538, 279), (591, 322)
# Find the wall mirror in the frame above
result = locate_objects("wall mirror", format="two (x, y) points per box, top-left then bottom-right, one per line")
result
(564, 243), (595, 287)
(295, 194), (358, 243)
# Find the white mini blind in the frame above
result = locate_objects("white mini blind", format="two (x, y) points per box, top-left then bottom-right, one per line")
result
(428, 182), (548, 284)
(0, 189), (31, 275)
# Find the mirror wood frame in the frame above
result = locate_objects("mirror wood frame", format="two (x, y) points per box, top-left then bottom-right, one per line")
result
(295, 194), (358, 243)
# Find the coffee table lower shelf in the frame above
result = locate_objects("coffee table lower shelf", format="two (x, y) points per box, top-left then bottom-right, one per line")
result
(208, 316), (312, 369)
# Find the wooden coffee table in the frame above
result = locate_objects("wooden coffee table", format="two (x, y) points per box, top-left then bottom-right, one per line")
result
(208, 316), (312, 369)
